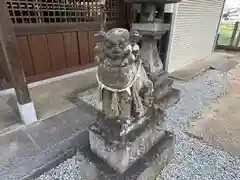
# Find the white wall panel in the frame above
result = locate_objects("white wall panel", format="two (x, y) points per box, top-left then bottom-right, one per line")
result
(167, 0), (225, 72)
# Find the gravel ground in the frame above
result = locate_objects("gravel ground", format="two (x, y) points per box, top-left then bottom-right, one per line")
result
(158, 132), (240, 180)
(166, 70), (231, 133)
(37, 70), (240, 180)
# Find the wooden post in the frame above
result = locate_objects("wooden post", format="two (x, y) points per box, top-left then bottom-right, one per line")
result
(235, 31), (240, 47)
(230, 22), (239, 46)
(0, 0), (37, 124)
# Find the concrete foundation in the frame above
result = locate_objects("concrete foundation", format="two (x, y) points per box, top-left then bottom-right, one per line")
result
(89, 124), (166, 173)
(79, 131), (175, 180)
(17, 101), (38, 124)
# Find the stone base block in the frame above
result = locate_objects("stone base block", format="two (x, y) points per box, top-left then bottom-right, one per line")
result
(132, 23), (170, 33)
(89, 124), (165, 173)
(155, 88), (181, 109)
(78, 131), (175, 180)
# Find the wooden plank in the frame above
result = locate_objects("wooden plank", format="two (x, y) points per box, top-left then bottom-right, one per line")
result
(28, 35), (51, 74)
(0, 43), (11, 81)
(47, 33), (66, 71)
(88, 31), (98, 63)
(78, 31), (90, 65)
(63, 32), (80, 68)
(0, 64), (3, 76)
(0, 63), (12, 90)
(17, 36), (35, 77)
(0, 0), (31, 104)
(14, 22), (127, 36)
(26, 62), (97, 83)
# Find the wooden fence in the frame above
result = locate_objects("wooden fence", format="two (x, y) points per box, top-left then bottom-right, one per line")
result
(0, 0), (130, 85)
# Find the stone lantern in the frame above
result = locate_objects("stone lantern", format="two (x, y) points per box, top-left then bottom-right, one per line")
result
(124, 0), (181, 117)
(125, 0), (180, 74)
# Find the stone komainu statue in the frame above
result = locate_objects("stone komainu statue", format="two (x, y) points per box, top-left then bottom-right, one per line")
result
(88, 1), (181, 176)
(94, 28), (156, 126)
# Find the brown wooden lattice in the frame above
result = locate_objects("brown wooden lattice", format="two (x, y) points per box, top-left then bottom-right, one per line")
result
(7, 0), (125, 24)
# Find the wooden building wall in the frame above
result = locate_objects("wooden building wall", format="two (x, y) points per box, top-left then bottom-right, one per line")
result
(0, 0), (129, 85)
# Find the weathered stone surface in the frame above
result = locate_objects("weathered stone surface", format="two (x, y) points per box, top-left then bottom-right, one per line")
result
(78, 131), (175, 180)
(21, 131), (89, 180)
(155, 88), (181, 109)
(89, 123), (165, 173)
(140, 38), (164, 72)
(132, 23), (170, 34)
(62, 105), (99, 133)
(152, 72), (169, 86)
(24, 114), (75, 149)
(153, 79), (174, 99)
(95, 28), (153, 122)
(91, 109), (165, 143)
(0, 131), (89, 180)
(0, 130), (41, 176)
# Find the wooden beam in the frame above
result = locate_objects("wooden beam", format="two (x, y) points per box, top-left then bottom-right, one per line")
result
(0, 41), (11, 82)
(13, 21), (128, 36)
(230, 22), (239, 46)
(0, 0), (31, 104)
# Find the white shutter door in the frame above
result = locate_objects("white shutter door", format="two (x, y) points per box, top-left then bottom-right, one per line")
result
(167, 0), (225, 72)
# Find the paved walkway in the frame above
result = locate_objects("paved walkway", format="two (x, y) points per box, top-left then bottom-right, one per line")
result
(0, 99), (97, 180)
(0, 67), (97, 134)
(0, 67), (98, 180)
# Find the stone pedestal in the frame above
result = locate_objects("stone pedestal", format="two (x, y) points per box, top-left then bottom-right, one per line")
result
(87, 70), (180, 178)
(89, 122), (165, 174)
(79, 130), (175, 180)
(86, 99), (176, 180)
(89, 1), (182, 175)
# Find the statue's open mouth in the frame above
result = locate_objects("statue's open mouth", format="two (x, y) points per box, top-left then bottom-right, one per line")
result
(104, 48), (130, 59)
